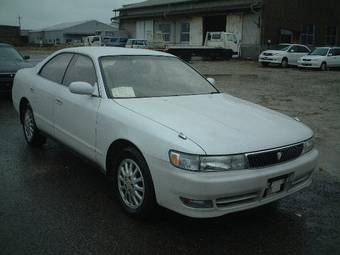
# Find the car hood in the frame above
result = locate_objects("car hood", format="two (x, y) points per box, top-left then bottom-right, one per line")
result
(0, 60), (33, 73)
(116, 94), (313, 155)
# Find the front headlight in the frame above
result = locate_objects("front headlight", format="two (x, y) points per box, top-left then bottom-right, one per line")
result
(302, 138), (314, 154)
(169, 150), (248, 172)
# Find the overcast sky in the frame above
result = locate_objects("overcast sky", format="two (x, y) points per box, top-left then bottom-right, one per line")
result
(0, 0), (139, 30)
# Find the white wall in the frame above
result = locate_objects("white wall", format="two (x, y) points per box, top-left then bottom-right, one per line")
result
(226, 14), (243, 42)
(190, 16), (203, 46)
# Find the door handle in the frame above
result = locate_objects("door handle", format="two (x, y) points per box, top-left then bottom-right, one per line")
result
(55, 99), (63, 105)
(30, 87), (35, 93)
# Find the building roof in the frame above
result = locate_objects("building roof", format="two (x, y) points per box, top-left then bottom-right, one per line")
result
(32, 20), (93, 32)
(120, 0), (194, 10)
(115, 0), (262, 19)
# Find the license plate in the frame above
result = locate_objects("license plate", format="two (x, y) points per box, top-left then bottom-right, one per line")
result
(265, 175), (290, 197)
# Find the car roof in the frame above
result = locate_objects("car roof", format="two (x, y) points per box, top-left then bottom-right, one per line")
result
(57, 46), (172, 58)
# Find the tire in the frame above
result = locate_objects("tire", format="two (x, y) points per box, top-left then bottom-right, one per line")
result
(320, 62), (328, 71)
(114, 147), (156, 217)
(281, 58), (288, 68)
(22, 105), (46, 147)
(261, 62), (269, 67)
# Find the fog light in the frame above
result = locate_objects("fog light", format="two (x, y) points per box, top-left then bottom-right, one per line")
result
(180, 197), (213, 208)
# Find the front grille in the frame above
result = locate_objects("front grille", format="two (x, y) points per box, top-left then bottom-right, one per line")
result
(247, 144), (304, 169)
(0, 73), (15, 82)
(302, 59), (311, 62)
(263, 52), (273, 56)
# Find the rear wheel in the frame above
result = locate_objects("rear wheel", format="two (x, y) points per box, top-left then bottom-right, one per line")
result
(22, 105), (46, 147)
(114, 147), (156, 217)
(281, 58), (288, 68)
(320, 62), (328, 71)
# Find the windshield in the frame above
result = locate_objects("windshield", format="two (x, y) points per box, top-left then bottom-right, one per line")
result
(271, 44), (291, 51)
(100, 56), (218, 98)
(310, 48), (329, 56)
(0, 46), (23, 61)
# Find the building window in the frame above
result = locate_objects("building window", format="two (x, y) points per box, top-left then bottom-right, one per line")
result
(300, 24), (315, 45)
(180, 23), (190, 43)
(158, 24), (171, 42)
(325, 26), (337, 46)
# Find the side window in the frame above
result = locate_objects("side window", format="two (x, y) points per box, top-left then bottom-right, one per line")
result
(298, 46), (310, 53)
(289, 46), (299, 52)
(39, 53), (73, 83)
(334, 49), (340, 56)
(63, 55), (97, 86)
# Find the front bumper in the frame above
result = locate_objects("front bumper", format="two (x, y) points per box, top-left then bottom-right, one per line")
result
(258, 55), (282, 64)
(0, 73), (15, 93)
(149, 149), (319, 218)
(297, 61), (321, 68)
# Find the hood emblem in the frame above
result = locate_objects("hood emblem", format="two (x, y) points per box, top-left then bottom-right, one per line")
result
(277, 151), (282, 161)
(178, 132), (187, 140)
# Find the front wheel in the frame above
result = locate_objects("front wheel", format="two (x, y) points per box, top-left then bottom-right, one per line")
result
(281, 58), (289, 68)
(320, 62), (328, 71)
(115, 147), (156, 217)
(22, 105), (46, 147)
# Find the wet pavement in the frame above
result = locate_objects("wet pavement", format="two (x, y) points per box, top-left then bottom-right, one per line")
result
(1, 60), (340, 255)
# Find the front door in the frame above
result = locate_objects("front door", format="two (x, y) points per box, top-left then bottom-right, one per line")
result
(54, 54), (101, 161)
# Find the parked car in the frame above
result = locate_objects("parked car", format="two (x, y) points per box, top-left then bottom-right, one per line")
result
(259, 44), (311, 67)
(297, 47), (340, 71)
(0, 43), (31, 94)
(125, 39), (147, 49)
(106, 37), (128, 47)
(12, 47), (319, 218)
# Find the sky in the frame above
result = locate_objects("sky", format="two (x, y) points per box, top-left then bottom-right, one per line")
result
(0, 0), (139, 30)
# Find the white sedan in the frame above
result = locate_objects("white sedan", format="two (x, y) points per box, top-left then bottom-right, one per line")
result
(298, 47), (340, 71)
(12, 47), (319, 218)
(259, 44), (311, 67)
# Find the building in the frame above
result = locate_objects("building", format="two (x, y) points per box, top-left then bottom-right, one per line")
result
(0, 25), (22, 45)
(113, 0), (340, 59)
(29, 20), (117, 45)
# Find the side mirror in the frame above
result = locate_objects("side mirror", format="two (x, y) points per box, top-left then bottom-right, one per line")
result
(328, 53), (333, 56)
(289, 49), (295, 53)
(207, 77), (216, 86)
(23, 55), (30, 60)
(69, 81), (94, 96)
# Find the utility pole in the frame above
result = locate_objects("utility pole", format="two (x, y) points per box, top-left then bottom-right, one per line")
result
(17, 15), (22, 28)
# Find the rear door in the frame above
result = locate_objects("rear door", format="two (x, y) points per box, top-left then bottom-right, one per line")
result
(327, 49), (337, 67)
(333, 48), (340, 67)
(33, 53), (73, 136)
(54, 54), (100, 161)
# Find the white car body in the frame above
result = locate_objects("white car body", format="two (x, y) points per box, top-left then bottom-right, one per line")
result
(298, 47), (340, 69)
(12, 47), (318, 218)
(259, 44), (311, 66)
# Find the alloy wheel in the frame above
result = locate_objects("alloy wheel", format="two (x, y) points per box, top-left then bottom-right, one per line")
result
(24, 108), (35, 142)
(117, 158), (145, 209)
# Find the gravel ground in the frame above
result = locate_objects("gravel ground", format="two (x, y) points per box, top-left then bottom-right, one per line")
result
(0, 56), (339, 255)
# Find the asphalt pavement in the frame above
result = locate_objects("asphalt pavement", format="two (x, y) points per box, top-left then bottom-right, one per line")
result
(0, 94), (339, 255)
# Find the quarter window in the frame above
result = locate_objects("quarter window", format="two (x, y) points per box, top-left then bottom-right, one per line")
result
(39, 53), (73, 84)
(63, 55), (97, 86)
